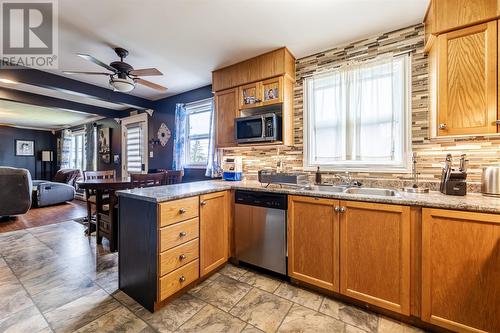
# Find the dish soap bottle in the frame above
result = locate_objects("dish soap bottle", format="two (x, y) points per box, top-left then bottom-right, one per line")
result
(315, 166), (322, 185)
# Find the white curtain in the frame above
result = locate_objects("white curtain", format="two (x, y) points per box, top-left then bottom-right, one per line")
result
(205, 99), (220, 177)
(307, 55), (407, 166)
(60, 129), (72, 169)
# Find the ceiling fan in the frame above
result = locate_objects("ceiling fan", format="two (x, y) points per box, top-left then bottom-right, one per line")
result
(63, 47), (167, 93)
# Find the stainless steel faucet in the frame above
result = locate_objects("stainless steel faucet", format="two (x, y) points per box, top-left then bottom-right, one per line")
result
(334, 172), (362, 188)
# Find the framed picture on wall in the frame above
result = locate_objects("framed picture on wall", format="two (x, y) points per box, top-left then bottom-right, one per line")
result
(98, 127), (111, 154)
(15, 140), (35, 156)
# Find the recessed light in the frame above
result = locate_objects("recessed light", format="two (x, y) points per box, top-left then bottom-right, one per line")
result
(0, 78), (17, 84)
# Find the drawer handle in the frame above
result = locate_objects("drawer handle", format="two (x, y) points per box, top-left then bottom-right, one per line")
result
(179, 208), (186, 214)
(179, 275), (186, 283)
(439, 123), (447, 130)
(179, 231), (187, 237)
(179, 254), (186, 260)
(200, 201), (207, 206)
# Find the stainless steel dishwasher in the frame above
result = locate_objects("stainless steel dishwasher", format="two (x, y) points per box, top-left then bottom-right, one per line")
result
(234, 190), (287, 275)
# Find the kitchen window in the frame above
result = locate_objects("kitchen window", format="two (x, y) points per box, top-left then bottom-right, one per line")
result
(184, 98), (213, 167)
(304, 54), (411, 172)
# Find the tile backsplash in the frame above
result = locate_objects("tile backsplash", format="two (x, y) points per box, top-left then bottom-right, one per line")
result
(222, 24), (500, 191)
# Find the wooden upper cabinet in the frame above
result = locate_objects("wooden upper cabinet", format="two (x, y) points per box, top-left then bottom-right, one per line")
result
(212, 47), (295, 92)
(288, 196), (339, 292)
(426, 0), (498, 36)
(421, 208), (500, 333)
(199, 191), (229, 277)
(239, 77), (284, 109)
(339, 201), (411, 315)
(436, 21), (498, 136)
(215, 88), (238, 148)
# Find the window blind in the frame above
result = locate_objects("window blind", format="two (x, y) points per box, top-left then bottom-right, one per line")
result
(126, 125), (143, 173)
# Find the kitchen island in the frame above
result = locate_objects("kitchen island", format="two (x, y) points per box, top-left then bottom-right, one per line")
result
(117, 180), (500, 333)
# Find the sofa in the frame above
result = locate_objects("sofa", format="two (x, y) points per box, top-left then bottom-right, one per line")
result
(0, 167), (33, 217)
(32, 169), (81, 207)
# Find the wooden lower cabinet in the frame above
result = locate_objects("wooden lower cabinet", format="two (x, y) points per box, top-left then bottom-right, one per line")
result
(422, 208), (500, 333)
(200, 191), (229, 277)
(159, 259), (199, 301)
(339, 201), (411, 315)
(288, 196), (340, 291)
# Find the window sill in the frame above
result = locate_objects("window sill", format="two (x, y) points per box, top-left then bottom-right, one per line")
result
(184, 165), (207, 170)
(303, 165), (411, 174)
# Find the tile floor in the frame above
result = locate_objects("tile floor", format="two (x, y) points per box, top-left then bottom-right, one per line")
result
(0, 221), (426, 333)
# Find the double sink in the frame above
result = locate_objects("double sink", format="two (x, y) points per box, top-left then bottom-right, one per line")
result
(307, 184), (400, 197)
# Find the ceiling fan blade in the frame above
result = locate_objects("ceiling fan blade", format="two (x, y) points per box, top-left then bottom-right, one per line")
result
(77, 53), (117, 73)
(134, 78), (168, 91)
(63, 71), (111, 76)
(129, 68), (163, 76)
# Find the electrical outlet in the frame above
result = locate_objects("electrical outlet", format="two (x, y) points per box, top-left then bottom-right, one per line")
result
(149, 151), (154, 158)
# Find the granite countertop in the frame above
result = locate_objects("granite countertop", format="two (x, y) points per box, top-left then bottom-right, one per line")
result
(116, 180), (500, 214)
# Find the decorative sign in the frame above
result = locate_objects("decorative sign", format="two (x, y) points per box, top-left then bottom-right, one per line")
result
(157, 123), (171, 147)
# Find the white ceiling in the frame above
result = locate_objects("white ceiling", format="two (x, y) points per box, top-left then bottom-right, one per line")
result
(52, 0), (428, 100)
(0, 100), (102, 131)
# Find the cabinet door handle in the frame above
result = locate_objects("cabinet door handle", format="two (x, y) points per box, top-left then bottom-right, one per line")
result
(495, 120), (500, 125)
(179, 254), (186, 260)
(200, 201), (207, 206)
(439, 123), (447, 130)
(339, 207), (346, 213)
(179, 208), (186, 214)
(334, 206), (340, 212)
(179, 231), (187, 237)
(179, 275), (186, 283)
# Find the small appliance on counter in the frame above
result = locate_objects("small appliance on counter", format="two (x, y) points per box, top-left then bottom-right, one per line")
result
(481, 166), (500, 197)
(439, 154), (468, 196)
(258, 169), (309, 187)
(222, 156), (242, 181)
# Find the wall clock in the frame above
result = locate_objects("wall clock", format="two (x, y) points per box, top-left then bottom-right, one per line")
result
(157, 123), (171, 147)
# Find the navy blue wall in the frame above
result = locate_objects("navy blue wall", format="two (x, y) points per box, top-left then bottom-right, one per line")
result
(0, 126), (57, 180)
(149, 85), (213, 182)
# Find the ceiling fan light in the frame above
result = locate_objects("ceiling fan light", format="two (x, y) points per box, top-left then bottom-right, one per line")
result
(109, 77), (135, 92)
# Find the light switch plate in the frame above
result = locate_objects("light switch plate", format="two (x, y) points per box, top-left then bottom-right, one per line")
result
(149, 151), (154, 158)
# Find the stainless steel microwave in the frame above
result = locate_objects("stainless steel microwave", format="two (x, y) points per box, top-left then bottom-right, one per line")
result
(235, 113), (282, 144)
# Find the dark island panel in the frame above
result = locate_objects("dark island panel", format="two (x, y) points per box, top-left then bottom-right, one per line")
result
(118, 196), (158, 312)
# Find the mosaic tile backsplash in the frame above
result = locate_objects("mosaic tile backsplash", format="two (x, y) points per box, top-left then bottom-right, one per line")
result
(222, 24), (500, 191)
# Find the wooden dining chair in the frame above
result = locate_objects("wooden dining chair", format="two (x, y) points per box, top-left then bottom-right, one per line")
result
(131, 172), (166, 188)
(83, 170), (116, 236)
(159, 169), (184, 185)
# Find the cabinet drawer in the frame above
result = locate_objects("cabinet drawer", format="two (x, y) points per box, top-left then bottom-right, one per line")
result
(159, 259), (199, 301)
(159, 196), (199, 227)
(159, 238), (199, 276)
(159, 218), (199, 252)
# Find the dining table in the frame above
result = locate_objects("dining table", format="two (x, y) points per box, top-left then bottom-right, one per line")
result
(76, 178), (133, 252)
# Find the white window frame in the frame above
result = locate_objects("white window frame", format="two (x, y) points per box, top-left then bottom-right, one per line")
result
(68, 130), (86, 171)
(303, 54), (412, 173)
(184, 98), (213, 168)
(121, 113), (148, 179)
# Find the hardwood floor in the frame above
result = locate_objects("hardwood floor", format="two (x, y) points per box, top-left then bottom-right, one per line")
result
(0, 199), (87, 233)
